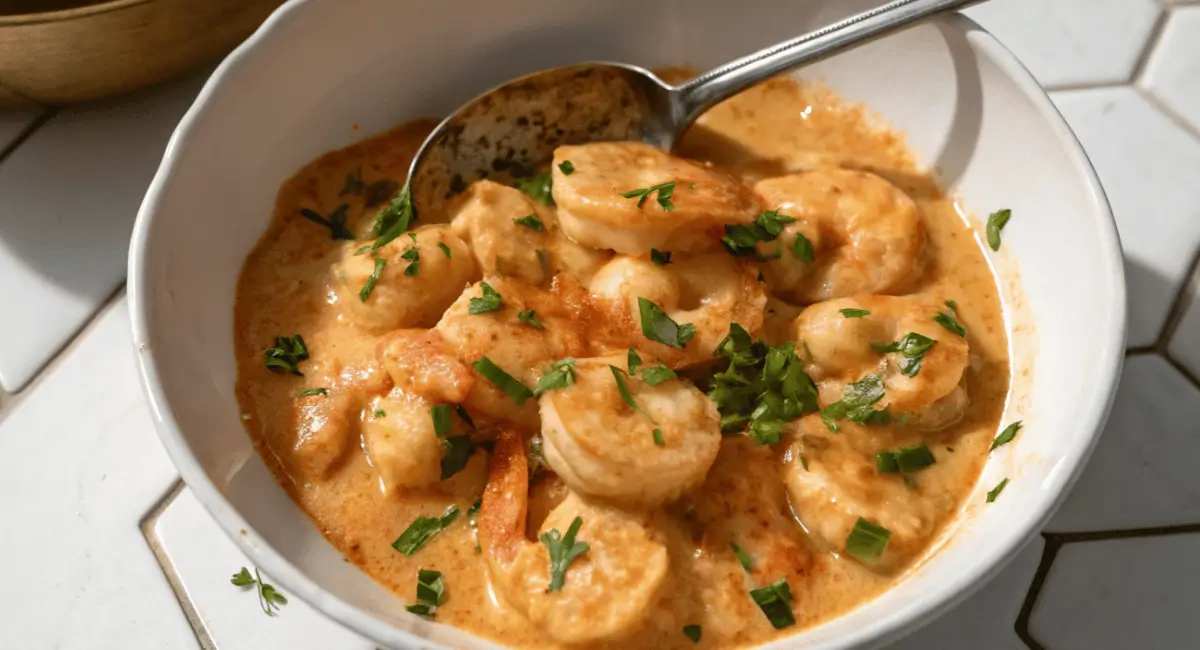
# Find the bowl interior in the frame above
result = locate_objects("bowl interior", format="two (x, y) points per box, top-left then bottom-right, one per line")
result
(130, 0), (1124, 648)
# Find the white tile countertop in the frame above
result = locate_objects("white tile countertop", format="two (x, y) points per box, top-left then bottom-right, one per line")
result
(2, 1), (1199, 648)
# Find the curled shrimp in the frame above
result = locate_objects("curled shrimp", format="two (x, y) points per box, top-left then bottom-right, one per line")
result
(551, 141), (761, 255)
(539, 355), (722, 507)
(331, 224), (476, 331)
(360, 388), (476, 492)
(782, 415), (941, 570)
(793, 294), (969, 430)
(479, 426), (669, 644)
(754, 169), (924, 303)
(450, 180), (610, 286)
(589, 254), (767, 367)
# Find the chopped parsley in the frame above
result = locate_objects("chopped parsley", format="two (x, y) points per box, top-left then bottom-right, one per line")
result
(533, 358), (576, 396)
(515, 172), (554, 206)
(683, 624), (702, 644)
(513, 213), (544, 231)
(621, 181), (676, 211)
(637, 297), (696, 348)
(370, 183), (416, 252)
(987, 478), (1010, 503)
(840, 308), (870, 318)
(986, 209), (1011, 251)
(472, 356), (533, 404)
(298, 387), (328, 397)
(650, 249), (672, 265)
(750, 579), (795, 629)
(468, 281), (504, 314)
(231, 567), (288, 616)
(653, 428), (665, 446)
(845, 517), (891, 563)
(818, 374), (888, 431)
(340, 168), (365, 196)
(876, 444), (936, 473)
(641, 363), (676, 386)
(873, 332), (937, 376)
(706, 324), (819, 442)
(934, 309), (967, 337)
(404, 568), (445, 618)
(990, 421), (1023, 451)
(264, 334), (309, 376)
(298, 203), (354, 240)
(430, 405), (452, 437)
(627, 348), (643, 374)
(359, 257), (386, 301)
(557, 160), (575, 175)
(540, 516), (589, 591)
(437, 241), (452, 258)
(517, 309), (545, 329)
(609, 365), (640, 412)
(440, 436), (473, 479)
(392, 506), (460, 556)
(730, 542), (754, 572)
(401, 246), (420, 276)
(791, 232), (815, 263)
(373, 409), (386, 418)
(720, 210), (796, 257)
(945, 299), (959, 313)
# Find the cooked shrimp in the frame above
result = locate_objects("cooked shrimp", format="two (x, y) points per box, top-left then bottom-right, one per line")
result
(479, 426), (669, 644)
(361, 388), (471, 492)
(539, 355), (721, 506)
(331, 224), (476, 331)
(589, 254), (767, 367)
(435, 276), (588, 429)
(782, 415), (940, 570)
(288, 357), (388, 480)
(754, 169), (924, 303)
(375, 329), (474, 404)
(551, 141), (761, 255)
(792, 294), (969, 429)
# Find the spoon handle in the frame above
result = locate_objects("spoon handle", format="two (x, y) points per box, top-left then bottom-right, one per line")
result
(672, 0), (983, 127)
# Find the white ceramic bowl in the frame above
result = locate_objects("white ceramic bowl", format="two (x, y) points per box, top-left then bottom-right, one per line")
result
(128, 1), (1125, 647)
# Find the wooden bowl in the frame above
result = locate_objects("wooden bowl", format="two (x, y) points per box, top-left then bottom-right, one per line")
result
(0, 0), (285, 106)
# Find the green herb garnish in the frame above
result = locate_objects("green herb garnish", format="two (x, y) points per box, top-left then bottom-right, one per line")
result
(298, 203), (354, 240)
(641, 363), (676, 385)
(653, 428), (665, 446)
(298, 387), (328, 397)
(472, 356), (533, 404)
(513, 213), (544, 231)
(533, 358), (576, 397)
(945, 299), (959, 312)
(518, 309), (545, 330)
(621, 181), (676, 211)
(231, 567), (288, 616)
(468, 281), (504, 314)
(437, 241), (452, 258)
(359, 257), (386, 301)
(370, 183), (416, 252)
(264, 334), (309, 376)
(609, 365), (640, 412)
(515, 172), (554, 206)
(683, 625), (702, 644)
(392, 506), (460, 556)
(934, 310), (967, 337)
(627, 348), (643, 374)
(875, 444), (936, 473)
(404, 568), (445, 618)
(650, 249), (672, 265)
(840, 308), (870, 318)
(540, 516), (589, 591)
(749, 579), (795, 629)
(990, 421), (1022, 451)
(986, 209), (1011, 251)
(637, 297), (696, 348)
(707, 327), (819, 441)
(430, 404), (452, 436)
(819, 374), (887, 431)
(730, 542), (754, 572)
(873, 332), (936, 376)
(400, 246), (420, 276)
(720, 210), (796, 257)
(440, 436), (473, 479)
(340, 168), (365, 196)
(845, 518), (891, 563)
(557, 160), (575, 175)
(792, 232), (815, 263)
(986, 478), (1010, 503)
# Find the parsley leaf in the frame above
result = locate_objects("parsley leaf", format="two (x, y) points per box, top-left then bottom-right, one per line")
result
(720, 210), (796, 257)
(990, 421), (1023, 451)
(730, 542), (754, 572)
(683, 625), (702, 644)
(513, 213), (544, 231)
(392, 506), (460, 556)
(637, 297), (696, 348)
(430, 405), (452, 437)
(518, 309), (545, 330)
(706, 326), (819, 442)
(641, 363), (676, 385)
(819, 374), (887, 431)
(515, 173), (554, 206)
(934, 310), (967, 337)
(440, 436), (474, 479)
(298, 387), (328, 397)
(533, 358), (576, 396)
(557, 160), (575, 175)
(845, 518), (891, 564)
(873, 332), (937, 376)
(986, 478), (1010, 503)
(230, 567), (255, 586)
(231, 567), (288, 616)
(472, 356), (533, 404)
(840, 308), (870, 318)
(792, 232), (815, 263)
(627, 348), (643, 374)
(437, 241), (452, 258)
(875, 444), (936, 473)
(609, 365), (640, 412)
(750, 579), (795, 629)
(468, 281), (504, 314)
(340, 168), (365, 196)
(404, 568), (445, 618)
(653, 428), (665, 446)
(986, 208), (1011, 251)
(401, 246), (419, 276)
(540, 516), (590, 591)
(650, 249), (672, 265)
(264, 334), (309, 376)
(370, 183), (416, 252)
(298, 203), (354, 240)
(621, 181), (676, 211)
(359, 257), (386, 301)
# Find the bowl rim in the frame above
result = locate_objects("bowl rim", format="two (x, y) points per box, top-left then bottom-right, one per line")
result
(0, 0), (156, 26)
(127, 1), (1126, 647)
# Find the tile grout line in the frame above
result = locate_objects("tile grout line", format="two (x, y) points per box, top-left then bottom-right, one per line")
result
(0, 108), (56, 167)
(1013, 534), (1056, 650)
(1129, 6), (1172, 86)
(1135, 86), (1200, 147)
(139, 478), (216, 650)
(0, 283), (126, 424)
(1153, 245), (1200, 352)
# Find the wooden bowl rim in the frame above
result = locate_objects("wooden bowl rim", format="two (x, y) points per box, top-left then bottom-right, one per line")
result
(0, 0), (156, 27)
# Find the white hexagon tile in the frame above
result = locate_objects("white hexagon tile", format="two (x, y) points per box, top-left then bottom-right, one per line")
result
(3, 2), (1200, 650)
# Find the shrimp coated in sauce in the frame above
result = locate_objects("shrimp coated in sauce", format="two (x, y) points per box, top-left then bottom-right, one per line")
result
(793, 294), (970, 430)
(589, 254), (767, 367)
(479, 426), (669, 644)
(331, 224), (476, 331)
(539, 355), (722, 507)
(361, 388), (472, 491)
(551, 141), (761, 255)
(754, 169), (924, 303)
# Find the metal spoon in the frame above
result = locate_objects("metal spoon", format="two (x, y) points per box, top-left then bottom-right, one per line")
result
(406, 0), (981, 218)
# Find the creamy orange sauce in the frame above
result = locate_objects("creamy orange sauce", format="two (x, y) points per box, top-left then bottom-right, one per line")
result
(234, 76), (1008, 649)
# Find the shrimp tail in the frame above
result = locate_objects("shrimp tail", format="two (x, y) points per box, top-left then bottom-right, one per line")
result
(479, 424), (529, 566)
